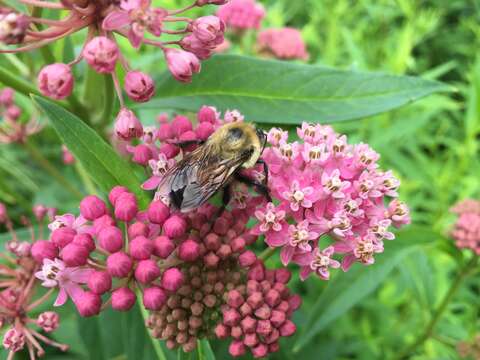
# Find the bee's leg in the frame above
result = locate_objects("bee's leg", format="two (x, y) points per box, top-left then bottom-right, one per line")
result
(167, 139), (205, 148)
(234, 173), (272, 203)
(256, 159), (269, 187)
(213, 184), (232, 219)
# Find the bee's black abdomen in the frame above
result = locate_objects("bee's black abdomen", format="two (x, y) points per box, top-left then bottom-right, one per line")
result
(170, 188), (185, 209)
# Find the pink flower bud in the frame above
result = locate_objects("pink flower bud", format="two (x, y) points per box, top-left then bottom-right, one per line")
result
(98, 226), (123, 253)
(252, 344), (268, 358)
(124, 71), (155, 102)
(223, 308), (241, 326)
(37, 63), (74, 100)
(143, 286), (167, 310)
(215, 323), (229, 339)
(128, 222), (149, 239)
(214, 217), (230, 235)
(204, 252), (219, 268)
(153, 236), (175, 259)
(83, 36), (119, 73)
(230, 237), (246, 253)
(171, 115), (193, 137)
(270, 310), (286, 328)
(0, 203), (6, 223)
(274, 268), (291, 284)
(244, 333), (258, 347)
(254, 304), (271, 320)
(107, 252), (133, 278)
(33, 204), (48, 222)
(87, 271), (112, 295)
(129, 236), (154, 260)
(196, 0), (228, 5)
(268, 342), (279, 353)
(288, 294), (302, 311)
(109, 186), (129, 206)
(178, 239), (200, 262)
(111, 287), (136, 311)
(114, 108), (143, 141)
(71, 233), (95, 253)
(92, 214), (116, 236)
(3, 328), (25, 352)
(191, 16), (225, 43)
(5, 105), (20, 121)
(240, 302), (252, 317)
(76, 291), (102, 317)
(135, 259), (161, 284)
(148, 201), (170, 225)
(31, 240), (58, 263)
(217, 244), (232, 259)
(158, 122), (174, 142)
(0, 88), (14, 106)
(279, 320), (296, 337)
(37, 311), (60, 332)
(80, 195), (107, 221)
(195, 122), (215, 141)
(197, 106), (218, 124)
(239, 250), (257, 267)
(164, 48), (201, 83)
(227, 290), (244, 308)
(114, 194), (138, 222)
(204, 233), (220, 251)
(228, 340), (246, 357)
(178, 130), (197, 150)
(51, 227), (76, 248)
(247, 292), (263, 310)
(128, 144), (153, 166)
(180, 34), (213, 60)
(163, 215), (187, 238)
(161, 267), (184, 292)
(60, 243), (89, 267)
(248, 262), (265, 281)
(265, 289), (281, 307)
(240, 316), (256, 334)
(0, 10), (29, 45)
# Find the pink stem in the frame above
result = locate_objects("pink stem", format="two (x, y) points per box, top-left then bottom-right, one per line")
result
(0, 27), (79, 53)
(87, 258), (107, 270)
(101, 297), (112, 310)
(25, 288), (54, 311)
(22, 327), (46, 357)
(19, 0), (65, 9)
(73, 3), (96, 16)
(27, 342), (36, 360)
(18, 272), (36, 306)
(68, 25), (95, 66)
(6, 351), (14, 360)
(163, 29), (189, 35)
(117, 51), (132, 72)
(30, 328), (69, 352)
(168, 3), (196, 16)
(25, 15), (89, 40)
(27, 15), (77, 27)
(111, 72), (125, 108)
(164, 17), (191, 22)
(0, 281), (18, 287)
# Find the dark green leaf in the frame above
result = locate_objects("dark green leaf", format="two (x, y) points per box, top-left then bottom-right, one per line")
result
(77, 315), (107, 360)
(31, 95), (150, 207)
(145, 55), (452, 124)
(196, 340), (216, 360)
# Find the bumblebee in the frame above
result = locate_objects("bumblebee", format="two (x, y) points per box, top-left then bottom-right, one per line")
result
(157, 122), (271, 213)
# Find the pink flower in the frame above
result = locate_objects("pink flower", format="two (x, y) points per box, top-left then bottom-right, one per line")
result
(257, 28), (309, 61)
(83, 36), (119, 74)
(164, 48), (201, 83)
(341, 234), (384, 271)
(48, 213), (88, 233)
(37, 63), (74, 100)
(321, 169), (350, 199)
(282, 180), (316, 212)
(254, 203), (286, 233)
(191, 16), (225, 43)
(114, 108), (143, 141)
(217, 0), (265, 30)
(387, 199), (410, 227)
(369, 218), (395, 241)
(377, 170), (400, 197)
(35, 258), (93, 307)
(142, 153), (175, 190)
(296, 246), (340, 280)
(224, 109), (244, 122)
(267, 127), (288, 146)
(302, 142), (329, 165)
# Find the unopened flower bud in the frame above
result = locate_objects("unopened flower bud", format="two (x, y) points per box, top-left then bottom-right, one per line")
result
(164, 48), (201, 83)
(163, 215), (187, 238)
(161, 267), (184, 292)
(107, 252), (133, 278)
(191, 16), (225, 43)
(114, 108), (143, 141)
(0, 88), (14, 106)
(51, 227), (77, 248)
(108, 186), (129, 206)
(244, 333), (259, 347)
(72, 233), (95, 252)
(279, 320), (296, 337)
(223, 308), (241, 326)
(135, 259), (161, 284)
(124, 71), (155, 102)
(157, 122), (173, 141)
(114, 193), (138, 222)
(33, 204), (48, 222)
(228, 340), (246, 357)
(270, 310), (286, 328)
(80, 195), (107, 221)
(148, 200), (170, 225)
(128, 144), (153, 166)
(3, 328), (25, 352)
(0, 10), (29, 45)
(111, 287), (136, 311)
(98, 226), (123, 253)
(31, 240), (58, 263)
(83, 36), (119, 73)
(37, 311), (60, 332)
(215, 323), (229, 339)
(153, 236), (175, 259)
(178, 239), (200, 262)
(76, 291), (102, 317)
(195, 122), (215, 141)
(227, 290), (244, 308)
(143, 286), (167, 310)
(38, 63), (74, 100)
(129, 236), (154, 260)
(239, 250), (256, 267)
(252, 343), (268, 358)
(87, 271), (112, 295)
(274, 268), (291, 284)
(159, 143), (180, 159)
(127, 222), (149, 239)
(60, 243), (89, 266)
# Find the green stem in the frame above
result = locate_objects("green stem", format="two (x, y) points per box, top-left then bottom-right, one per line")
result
(260, 247), (276, 261)
(395, 256), (478, 359)
(24, 140), (83, 200)
(74, 161), (98, 196)
(99, 74), (115, 130)
(135, 289), (167, 360)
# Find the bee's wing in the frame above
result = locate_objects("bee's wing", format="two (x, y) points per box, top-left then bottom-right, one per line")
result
(157, 147), (248, 212)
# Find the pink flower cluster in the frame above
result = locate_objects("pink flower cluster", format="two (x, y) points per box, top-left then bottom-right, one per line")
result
(216, 264), (300, 358)
(253, 123), (410, 280)
(451, 199), (480, 254)
(0, 203), (69, 360)
(217, 0), (265, 31)
(1, 1), (227, 123)
(257, 28), (309, 61)
(0, 87), (42, 144)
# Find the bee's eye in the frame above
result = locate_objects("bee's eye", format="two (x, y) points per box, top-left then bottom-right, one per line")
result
(228, 127), (244, 141)
(242, 147), (254, 159)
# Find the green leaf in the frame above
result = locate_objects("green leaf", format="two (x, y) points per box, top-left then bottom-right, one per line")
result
(31, 95), (150, 207)
(77, 315), (108, 360)
(293, 226), (442, 352)
(144, 55), (452, 124)
(196, 340), (216, 360)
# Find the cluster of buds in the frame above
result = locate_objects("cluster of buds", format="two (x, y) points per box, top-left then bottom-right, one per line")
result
(217, 0), (265, 31)
(450, 199), (480, 254)
(257, 28), (309, 61)
(0, 203), (68, 360)
(253, 123), (410, 280)
(0, 87), (42, 144)
(1, 1), (227, 126)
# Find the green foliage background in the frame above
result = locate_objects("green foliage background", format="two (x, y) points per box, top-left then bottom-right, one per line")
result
(2, 1), (480, 359)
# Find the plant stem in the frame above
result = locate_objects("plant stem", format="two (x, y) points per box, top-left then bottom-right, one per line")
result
(395, 256), (478, 359)
(74, 161), (98, 196)
(260, 247), (276, 261)
(24, 140), (83, 200)
(99, 74), (115, 131)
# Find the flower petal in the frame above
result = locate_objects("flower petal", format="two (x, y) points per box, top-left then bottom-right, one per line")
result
(142, 176), (161, 190)
(280, 245), (295, 266)
(54, 288), (68, 306)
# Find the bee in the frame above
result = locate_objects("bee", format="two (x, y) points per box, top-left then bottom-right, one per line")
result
(156, 122), (271, 213)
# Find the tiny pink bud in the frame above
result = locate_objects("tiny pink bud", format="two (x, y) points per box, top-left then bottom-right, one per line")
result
(240, 316), (257, 334)
(191, 16), (225, 43)
(270, 310), (286, 328)
(87, 271), (112, 295)
(213, 217), (230, 235)
(204, 233), (220, 251)
(129, 236), (154, 260)
(148, 201), (170, 225)
(247, 292), (263, 310)
(143, 286), (167, 310)
(111, 287), (136, 311)
(163, 215), (187, 238)
(37, 311), (59, 332)
(275, 268), (291, 284)
(254, 304), (271, 320)
(268, 342), (280, 353)
(0, 88), (14, 106)
(248, 262), (265, 281)
(72, 233), (95, 252)
(228, 340), (246, 357)
(231, 237), (246, 253)
(83, 36), (119, 73)
(60, 243), (89, 266)
(80, 195), (107, 221)
(31, 240), (58, 263)
(114, 108), (143, 141)
(204, 252), (219, 268)
(264, 328), (279, 344)
(134, 259), (161, 284)
(265, 289), (281, 307)
(33, 204), (48, 222)
(161, 267), (184, 292)
(276, 301), (289, 313)
(223, 308), (241, 326)
(92, 214), (116, 236)
(195, 122), (215, 141)
(98, 226), (123, 253)
(288, 294), (302, 311)
(231, 326), (242, 339)
(171, 115), (193, 137)
(239, 250), (257, 267)
(127, 222), (149, 238)
(0, 203), (6, 223)
(265, 269), (275, 283)
(153, 235), (175, 259)
(38, 63), (74, 100)
(108, 186), (129, 206)
(114, 193), (138, 222)
(243, 332), (259, 347)
(107, 252), (133, 278)
(240, 302), (252, 317)
(178, 239), (200, 262)
(279, 320), (296, 337)
(51, 227), (76, 248)
(124, 71), (155, 102)
(157, 122), (173, 141)
(3, 328), (25, 352)
(227, 290), (244, 308)
(76, 291), (102, 317)
(159, 143), (180, 159)
(252, 344), (268, 358)
(164, 48), (201, 83)
(215, 323), (229, 339)
(129, 144), (153, 166)
(197, 106), (218, 124)
(217, 244), (232, 259)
